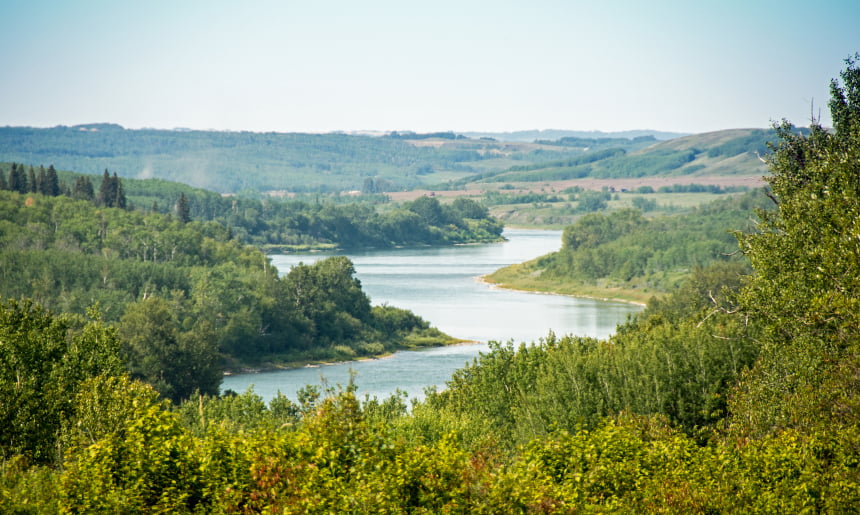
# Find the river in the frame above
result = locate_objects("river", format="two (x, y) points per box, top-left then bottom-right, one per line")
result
(221, 228), (642, 402)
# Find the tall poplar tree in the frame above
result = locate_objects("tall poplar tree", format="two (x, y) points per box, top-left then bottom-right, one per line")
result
(730, 54), (860, 437)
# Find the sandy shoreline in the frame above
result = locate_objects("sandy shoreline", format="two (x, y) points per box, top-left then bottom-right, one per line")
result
(475, 274), (648, 307)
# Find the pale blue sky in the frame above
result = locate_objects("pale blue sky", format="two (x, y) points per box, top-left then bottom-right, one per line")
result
(1, 0), (857, 134)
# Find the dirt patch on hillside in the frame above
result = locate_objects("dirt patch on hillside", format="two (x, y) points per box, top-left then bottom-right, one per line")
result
(386, 175), (767, 201)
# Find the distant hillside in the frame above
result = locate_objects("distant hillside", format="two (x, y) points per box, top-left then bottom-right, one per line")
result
(0, 125), (606, 194)
(0, 125), (772, 195)
(465, 128), (776, 185)
(461, 129), (688, 142)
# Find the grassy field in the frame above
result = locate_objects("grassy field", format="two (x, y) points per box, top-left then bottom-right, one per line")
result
(482, 259), (662, 305)
(486, 189), (755, 228)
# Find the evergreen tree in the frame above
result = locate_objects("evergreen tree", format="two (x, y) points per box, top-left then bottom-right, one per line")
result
(0, 168), (6, 190)
(45, 165), (61, 196)
(114, 173), (127, 209)
(36, 166), (47, 195)
(174, 193), (191, 223)
(27, 166), (37, 193)
(95, 170), (127, 208)
(72, 176), (95, 201)
(9, 163), (27, 194)
(96, 170), (113, 206)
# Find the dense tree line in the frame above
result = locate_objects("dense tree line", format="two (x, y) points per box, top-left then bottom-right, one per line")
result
(1, 163), (127, 208)
(0, 124), (767, 197)
(462, 129), (768, 186)
(488, 191), (771, 297)
(0, 163), (60, 196)
(0, 190), (450, 402)
(2, 162), (504, 249)
(2, 59), (859, 512)
(0, 126), (500, 193)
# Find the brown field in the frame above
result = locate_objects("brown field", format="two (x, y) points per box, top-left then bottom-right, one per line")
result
(386, 175), (767, 202)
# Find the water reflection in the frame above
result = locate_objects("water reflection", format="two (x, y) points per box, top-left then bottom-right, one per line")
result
(222, 229), (642, 401)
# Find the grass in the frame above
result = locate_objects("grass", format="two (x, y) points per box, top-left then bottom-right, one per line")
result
(486, 191), (753, 228)
(222, 329), (463, 374)
(483, 260), (666, 306)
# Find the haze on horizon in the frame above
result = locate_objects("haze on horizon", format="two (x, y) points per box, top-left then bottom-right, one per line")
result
(1, 0), (858, 135)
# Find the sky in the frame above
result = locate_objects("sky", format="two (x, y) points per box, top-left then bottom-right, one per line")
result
(1, 0), (858, 134)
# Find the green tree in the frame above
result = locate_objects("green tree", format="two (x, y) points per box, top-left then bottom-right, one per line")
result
(45, 164), (61, 196)
(96, 170), (126, 208)
(8, 163), (27, 194)
(0, 300), (123, 463)
(731, 55), (860, 436)
(96, 170), (112, 206)
(59, 375), (204, 512)
(175, 192), (191, 223)
(406, 195), (446, 226)
(27, 166), (37, 193)
(72, 175), (95, 201)
(448, 197), (489, 220)
(118, 297), (221, 402)
(114, 173), (127, 209)
(283, 256), (373, 344)
(576, 189), (610, 212)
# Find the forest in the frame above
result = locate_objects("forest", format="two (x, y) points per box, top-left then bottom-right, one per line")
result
(0, 185), (459, 398)
(1, 59), (859, 512)
(0, 124), (766, 196)
(0, 163), (505, 250)
(484, 190), (770, 303)
(0, 126), (581, 193)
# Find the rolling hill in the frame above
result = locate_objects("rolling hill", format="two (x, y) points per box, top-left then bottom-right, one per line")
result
(0, 125), (782, 195)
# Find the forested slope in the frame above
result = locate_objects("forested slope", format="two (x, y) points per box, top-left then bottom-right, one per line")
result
(0, 126), (601, 193)
(0, 162), (504, 250)
(0, 190), (453, 399)
(485, 191), (769, 302)
(465, 128), (773, 185)
(1, 125), (768, 196)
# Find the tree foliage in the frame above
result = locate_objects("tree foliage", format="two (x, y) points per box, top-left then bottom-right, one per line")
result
(730, 53), (860, 437)
(0, 300), (123, 463)
(0, 191), (450, 401)
(4, 58), (860, 513)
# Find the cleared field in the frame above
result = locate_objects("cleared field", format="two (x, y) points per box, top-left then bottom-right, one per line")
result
(387, 175), (765, 202)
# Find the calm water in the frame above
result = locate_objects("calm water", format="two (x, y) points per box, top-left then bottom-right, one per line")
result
(222, 229), (642, 402)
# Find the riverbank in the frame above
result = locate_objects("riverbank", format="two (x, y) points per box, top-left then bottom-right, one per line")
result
(261, 236), (507, 255)
(221, 331), (467, 375)
(481, 260), (656, 306)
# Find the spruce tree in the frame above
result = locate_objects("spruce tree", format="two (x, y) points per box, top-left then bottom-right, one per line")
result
(174, 193), (191, 223)
(27, 167), (37, 193)
(72, 176), (85, 200)
(0, 168), (6, 190)
(45, 165), (60, 196)
(36, 166), (47, 195)
(113, 172), (127, 209)
(96, 170), (112, 206)
(73, 175), (96, 202)
(82, 176), (95, 201)
(9, 163), (27, 194)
